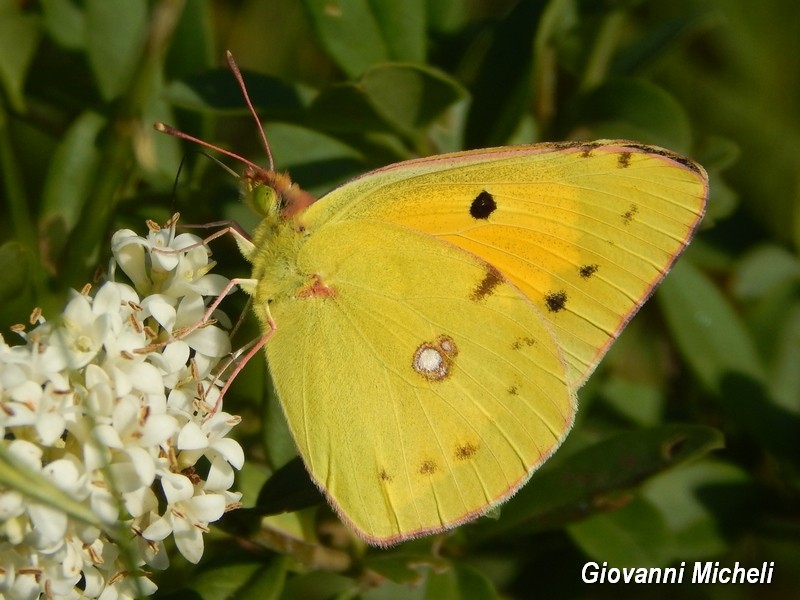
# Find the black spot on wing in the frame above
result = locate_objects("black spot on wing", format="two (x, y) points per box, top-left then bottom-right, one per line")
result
(470, 190), (497, 220)
(544, 290), (568, 313)
(579, 264), (599, 279)
(621, 204), (638, 225)
(511, 336), (536, 350)
(618, 152), (632, 168)
(455, 443), (478, 460)
(419, 460), (438, 475)
(617, 141), (705, 176)
(471, 265), (503, 301)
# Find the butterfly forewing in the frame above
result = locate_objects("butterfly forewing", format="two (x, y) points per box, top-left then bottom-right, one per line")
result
(305, 141), (708, 388)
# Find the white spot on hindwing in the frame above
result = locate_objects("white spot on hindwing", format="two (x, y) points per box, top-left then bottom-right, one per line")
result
(412, 335), (458, 381)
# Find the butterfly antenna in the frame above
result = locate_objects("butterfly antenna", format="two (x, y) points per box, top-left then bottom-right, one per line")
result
(154, 122), (264, 174)
(226, 50), (275, 172)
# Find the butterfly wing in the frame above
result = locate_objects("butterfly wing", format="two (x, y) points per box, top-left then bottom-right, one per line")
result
(302, 141), (708, 388)
(257, 219), (575, 545)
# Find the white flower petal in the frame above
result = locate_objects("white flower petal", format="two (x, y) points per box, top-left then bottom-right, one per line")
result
(93, 424), (124, 449)
(8, 439), (43, 469)
(90, 486), (121, 524)
(28, 503), (68, 543)
(191, 273), (230, 296)
(211, 437), (244, 470)
(42, 458), (81, 492)
(93, 282), (122, 316)
(141, 294), (177, 332)
(160, 472), (194, 504)
(177, 421), (207, 450)
(188, 493), (227, 523)
(142, 513), (173, 541)
(123, 487), (158, 519)
(82, 565), (106, 597)
(123, 446), (157, 487)
(0, 490), (24, 519)
(139, 414), (178, 447)
(183, 326), (231, 358)
(159, 340), (190, 373)
(36, 412), (66, 445)
(126, 361), (164, 395)
(172, 515), (204, 564)
(205, 456), (234, 490)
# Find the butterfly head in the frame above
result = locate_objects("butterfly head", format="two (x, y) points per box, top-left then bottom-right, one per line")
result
(243, 166), (316, 221)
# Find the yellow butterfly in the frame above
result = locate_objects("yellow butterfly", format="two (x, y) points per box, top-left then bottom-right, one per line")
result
(157, 53), (708, 546)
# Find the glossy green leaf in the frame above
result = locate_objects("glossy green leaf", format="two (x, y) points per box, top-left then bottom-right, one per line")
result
(731, 245), (800, 301)
(365, 553), (446, 586)
(568, 495), (670, 567)
(0, 242), (30, 304)
(643, 460), (756, 559)
(309, 63), (465, 136)
(370, 0), (427, 63)
(425, 562), (498, 600)
(188, 558), (286, 600)
(41, 0), (86, 50)
(164, 69), (306, 116)
(86, 0), (147, 100)
(0, 0), (41, 112)
(658, 260), (766, 394)
(465, 0), (544, 147)
(599, 376), (664, 427)
(40, 111), (106, 233)
(469, 425), (724, 541)
(575, 79), (693, 151)
(302, 0), (389, 77)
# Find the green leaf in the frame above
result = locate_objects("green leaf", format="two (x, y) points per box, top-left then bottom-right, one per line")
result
(302, 0), (389, 77)
(370, 0), (427, 63)
(598, 376), (664, 427)
(188, 558), (287, 600)
(568, 495), (670, 567)
(361, 63), (466, 134)
(254, 457), (323, 517)
(465, 0), (544, 147)
(41, 0), (86, 50)
(657, 260), (766, 395)
(469, 424), (724, 541)
(309, 63), (465, 136)
(40, 111), (106, 234)
(574, 79), (693, 151)
(425, 563), (498, 600)
(164, 69), (306, 116)
(86, 0), (148, 100)
(365, 553), (444, 586)
(731, 244), (800, 301)
(642, 459), (756, 559)
(0, 0), (42, 112)
(0, 241), (30, 303)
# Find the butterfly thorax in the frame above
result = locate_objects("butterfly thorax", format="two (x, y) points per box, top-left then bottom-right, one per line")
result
(245, 176), (316, 330)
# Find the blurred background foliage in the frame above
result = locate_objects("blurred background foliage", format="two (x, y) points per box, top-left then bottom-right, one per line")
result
(1, 0), (799, 598)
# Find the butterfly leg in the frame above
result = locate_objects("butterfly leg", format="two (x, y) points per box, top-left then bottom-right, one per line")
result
(150, 216), (256, 259)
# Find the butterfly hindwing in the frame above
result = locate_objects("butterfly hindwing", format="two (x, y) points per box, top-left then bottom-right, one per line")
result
(256, 219), (575, 545)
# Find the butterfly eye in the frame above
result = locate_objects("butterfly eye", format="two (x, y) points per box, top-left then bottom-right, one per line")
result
(246, 184), (279, 217)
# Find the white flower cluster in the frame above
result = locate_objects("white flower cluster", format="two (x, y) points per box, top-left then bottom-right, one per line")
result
(0, 216), (244, 599)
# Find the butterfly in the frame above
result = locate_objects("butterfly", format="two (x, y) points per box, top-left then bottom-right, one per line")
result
(157, 52), (708, 547)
